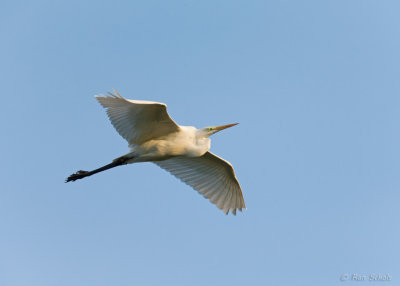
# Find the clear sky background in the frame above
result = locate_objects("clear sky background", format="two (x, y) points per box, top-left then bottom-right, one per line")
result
(1, 1), (399, 285)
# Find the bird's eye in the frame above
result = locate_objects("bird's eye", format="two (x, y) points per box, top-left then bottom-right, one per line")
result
(208, 128), (213, 131)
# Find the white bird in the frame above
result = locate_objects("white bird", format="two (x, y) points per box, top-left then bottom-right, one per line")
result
(66, 90), (245, 215)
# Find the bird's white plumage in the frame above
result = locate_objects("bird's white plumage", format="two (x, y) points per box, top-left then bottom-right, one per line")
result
(155, 152), (245, 214)
(93, 90), (245, 214)
(95, 90), (180, 145)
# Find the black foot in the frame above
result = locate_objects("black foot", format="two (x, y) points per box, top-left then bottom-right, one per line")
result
(65, 170), (90, 183)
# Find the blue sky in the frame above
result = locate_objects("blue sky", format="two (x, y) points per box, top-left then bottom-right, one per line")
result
(1, 1), (399, 285)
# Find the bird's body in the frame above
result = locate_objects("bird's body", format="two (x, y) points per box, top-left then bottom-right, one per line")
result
(127, 126), (210, 163)
(66, 90), (245, 214)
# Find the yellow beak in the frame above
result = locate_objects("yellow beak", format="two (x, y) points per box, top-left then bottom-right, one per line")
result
(214, 123), (239, 131)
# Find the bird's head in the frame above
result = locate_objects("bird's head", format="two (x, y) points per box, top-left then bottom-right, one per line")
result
(201, 123), (239, 137)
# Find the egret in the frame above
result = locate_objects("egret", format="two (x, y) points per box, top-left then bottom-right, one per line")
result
(66, 90), (245, 215)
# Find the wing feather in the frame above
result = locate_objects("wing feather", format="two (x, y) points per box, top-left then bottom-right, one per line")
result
(95, 90), (180, 145)
(154, 151), (246, 215)
(223, 185), (234, 214)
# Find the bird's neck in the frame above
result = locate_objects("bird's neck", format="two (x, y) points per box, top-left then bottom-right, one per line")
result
(195, 134), (211, 154)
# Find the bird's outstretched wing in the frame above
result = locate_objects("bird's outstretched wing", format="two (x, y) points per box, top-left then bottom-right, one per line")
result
(154, 152), (246, 215)
(95, 90), (180, 145)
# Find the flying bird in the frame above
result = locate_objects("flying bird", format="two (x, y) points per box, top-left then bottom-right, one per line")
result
(66, 90), (245, 215)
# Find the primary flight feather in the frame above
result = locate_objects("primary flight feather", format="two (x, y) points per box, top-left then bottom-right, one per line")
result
(66, 90), (246, 215)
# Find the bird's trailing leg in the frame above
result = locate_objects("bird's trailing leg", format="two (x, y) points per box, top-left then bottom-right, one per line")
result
(65, 155), (132, 183)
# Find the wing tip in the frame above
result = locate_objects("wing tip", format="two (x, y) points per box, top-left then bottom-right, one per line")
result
(94, 89), (124, 100)
(223, 206), (246, 216)
(107, 89), (123, 99)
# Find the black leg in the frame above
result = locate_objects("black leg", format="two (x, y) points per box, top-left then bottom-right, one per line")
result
(65, 156), (129, 183)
